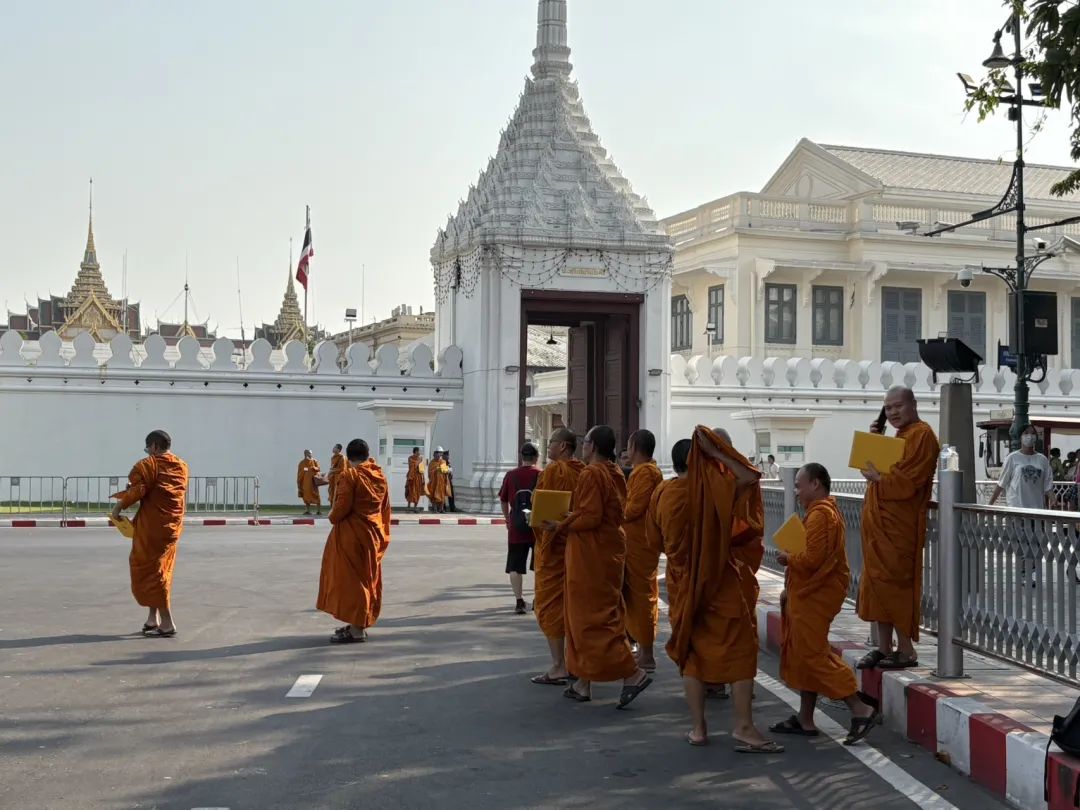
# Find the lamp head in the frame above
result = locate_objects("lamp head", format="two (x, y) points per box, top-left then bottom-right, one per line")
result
(983, 32), (1013, 69)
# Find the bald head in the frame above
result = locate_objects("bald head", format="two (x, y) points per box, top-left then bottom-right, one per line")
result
(884, 386), (918, 430)
(711, 427), (733, 446)
(548, 428), (578, 461)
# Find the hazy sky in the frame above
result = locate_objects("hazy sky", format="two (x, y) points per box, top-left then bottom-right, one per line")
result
(2, 1), (1075, 339)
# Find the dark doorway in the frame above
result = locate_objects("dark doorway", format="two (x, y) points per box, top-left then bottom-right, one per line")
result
(520, 290), (642, 454)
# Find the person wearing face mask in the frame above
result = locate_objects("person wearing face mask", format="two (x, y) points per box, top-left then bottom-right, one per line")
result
(989, 425), (1053, 510)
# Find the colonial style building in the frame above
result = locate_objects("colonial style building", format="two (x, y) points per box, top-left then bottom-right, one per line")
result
(663, 138), (1080, 368)
(3, 211), (140, 342)
(329, 305), (435, 361)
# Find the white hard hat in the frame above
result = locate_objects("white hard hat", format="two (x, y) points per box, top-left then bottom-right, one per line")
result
(435, 446), (445, 452)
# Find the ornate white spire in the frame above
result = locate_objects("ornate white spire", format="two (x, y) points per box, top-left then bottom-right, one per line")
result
(532, 0), (571, 79)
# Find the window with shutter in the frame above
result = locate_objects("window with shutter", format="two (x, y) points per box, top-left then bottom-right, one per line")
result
(707, 285), (724, 344)
(671, 295), (691, 351)
(881, 287), (922, 362)
(946, 291), (986, 361)
(812, 285), (843, 346)
(765, 283), (797, 344)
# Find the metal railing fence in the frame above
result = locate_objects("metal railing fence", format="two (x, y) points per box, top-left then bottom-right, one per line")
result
(830, 478), (1077, 509)
(0, 476), (260, 523)
(764, 468), (1080, 685)
(0, 476), (66, 514)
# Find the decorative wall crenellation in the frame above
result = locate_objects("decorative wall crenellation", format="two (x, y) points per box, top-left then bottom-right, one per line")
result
(0, 331), (464, 381)
(670, 353), (1079, 398)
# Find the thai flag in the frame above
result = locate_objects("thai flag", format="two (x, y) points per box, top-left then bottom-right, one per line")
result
(296, 206), (314, 290)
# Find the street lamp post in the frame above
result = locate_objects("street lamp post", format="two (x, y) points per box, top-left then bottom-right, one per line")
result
(924, 11), (1065, 448)
(344, 308), (357, 355)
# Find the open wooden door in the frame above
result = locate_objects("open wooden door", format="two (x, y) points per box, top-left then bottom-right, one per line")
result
(602, 317), (629, 450)
(566, 326), (591, 441)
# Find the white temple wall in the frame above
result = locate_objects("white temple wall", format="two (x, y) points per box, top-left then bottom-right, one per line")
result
(0, 332), (464, 508)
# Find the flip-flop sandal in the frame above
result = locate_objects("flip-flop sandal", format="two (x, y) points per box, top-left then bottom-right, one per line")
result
(330, 628), (366, 644)
(140, 624), (159, 635)
(333, 626), (350, 636)
(563, 686), (591, 702)
(734, 740), (785, 754)
(844, 707), (881, 746)
(531, 673), (569, 686)
(768, 715), (820, 736)
(856, 650), (886, 669)
(145, 628), (177, 638)
(616, 676), (653, 710)
(686, 731), (708, 747)
(877, 651), (918, 670)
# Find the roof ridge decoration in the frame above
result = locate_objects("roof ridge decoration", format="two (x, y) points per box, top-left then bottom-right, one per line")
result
(431, 0), (672, 272)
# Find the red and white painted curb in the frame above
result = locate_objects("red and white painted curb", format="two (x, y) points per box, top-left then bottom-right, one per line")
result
(0, 516), (507, 529)
(755, 604), (1080, 810)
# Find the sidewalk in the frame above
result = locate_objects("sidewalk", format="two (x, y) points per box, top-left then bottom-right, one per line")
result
(0, 513), (506, 529)
(754, 568), (1080, 810)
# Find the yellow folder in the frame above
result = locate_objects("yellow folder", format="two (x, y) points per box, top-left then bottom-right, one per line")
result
(110, 515), (135, 539)
(772, 514), (807, 555)
(529, 489), (572, 528)
(848, 431), (906, 473)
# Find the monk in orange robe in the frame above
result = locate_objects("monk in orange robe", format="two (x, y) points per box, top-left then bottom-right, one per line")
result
(427, 449), (451, 514)
(326, 444), (345, 504)
(857, 386), (939, 670)
(317, 438), (392, 644)
(405, 447), (426, 512)
(110, 429), (189, 638)
(529, 428), (586, 686)
(297, 449), (322, 515)
(651, 428), (780, 751)
(772, 463), (879, 744)
(622, 428), (664, 672)
(550, 425), (651, 707)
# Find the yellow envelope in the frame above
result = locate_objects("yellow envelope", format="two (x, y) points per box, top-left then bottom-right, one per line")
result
(110, 515), (135, 539)
(772, 514), (807, 555)
(529, 489), (572, 528)
(848, 431), (906, 473)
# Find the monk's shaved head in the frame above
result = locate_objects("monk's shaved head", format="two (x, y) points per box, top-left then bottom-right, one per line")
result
(711, 427), (733, 446)
(346, 439), (369, 462)
(884, 386), (919, 429)
(886, 386), (915, 404)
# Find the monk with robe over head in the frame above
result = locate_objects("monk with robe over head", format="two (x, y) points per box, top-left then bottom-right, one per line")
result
(622, 428), (664, 672)
(856, 386), (939, 670)
(651, 428), (781, 751)
(548, 425), (652, 707)
(772, 463), (879, 744)
(405, 447), (426, 512)
(326, 444), (345, 504)
(297, 450), (322, 515)
(111, 429), (189, 638)
(529, 428), (587, 686)
(317, 438), (392, 644)
(427, 449), (451, 514)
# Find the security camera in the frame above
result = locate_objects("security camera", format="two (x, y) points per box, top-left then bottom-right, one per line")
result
(1034, 237), (1048, 252)
(957, 267), (973, 288)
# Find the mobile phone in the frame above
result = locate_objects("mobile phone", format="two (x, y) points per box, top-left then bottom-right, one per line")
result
(873, 407), (887, 434)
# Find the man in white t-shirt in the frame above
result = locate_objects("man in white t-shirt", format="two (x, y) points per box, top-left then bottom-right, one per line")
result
(989, 425), (1053, 510)
(763, 454), (780, 480)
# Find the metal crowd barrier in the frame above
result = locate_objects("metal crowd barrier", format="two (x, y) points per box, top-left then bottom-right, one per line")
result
(0, 476), (66, 515)
(0, 476), (260, 524)
(763, 469), (1079, 685)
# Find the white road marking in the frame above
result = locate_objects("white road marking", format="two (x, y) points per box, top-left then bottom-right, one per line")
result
(285, 674), (323, 698)
(753, 672), (960, 810)
(657, 573), (668, 613)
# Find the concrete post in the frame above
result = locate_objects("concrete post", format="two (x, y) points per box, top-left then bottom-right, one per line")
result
(939, 383), (977, 505)
(779, 465), (797, 517)
(935, 468), (965, 678)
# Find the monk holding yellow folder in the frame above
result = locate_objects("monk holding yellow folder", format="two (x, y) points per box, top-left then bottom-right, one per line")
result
(772, 514), (806, 555)
(848, 431), (906, 474)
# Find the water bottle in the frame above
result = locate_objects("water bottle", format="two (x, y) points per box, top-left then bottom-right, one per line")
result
(939, 444), (959, 472)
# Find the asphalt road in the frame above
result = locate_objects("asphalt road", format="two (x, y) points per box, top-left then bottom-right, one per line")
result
(0, 526), (1011, 810)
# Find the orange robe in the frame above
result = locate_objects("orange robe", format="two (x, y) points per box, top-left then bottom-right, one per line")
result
(405, 455), (425, 503)
(297, 458), (322, 507)
(780, 497), (857, 699)
(532, 457), (586, 639)
(563, 461), (637, 682)
(327, 451), (345, 503)
(317, 459), (392, 628)
(857, 420), (939, 641)
(112, 453), (189, 610)
(622, 460), (664, 648)
(659, 427), (763, 683)
(427, 461), (451, 506)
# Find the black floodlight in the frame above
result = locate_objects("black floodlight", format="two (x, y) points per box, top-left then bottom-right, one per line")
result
(917, 337), (983, 384)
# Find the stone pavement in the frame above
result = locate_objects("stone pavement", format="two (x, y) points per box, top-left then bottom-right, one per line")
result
(754, 569), (1080, 810)
(2, 525), (1010, 810)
